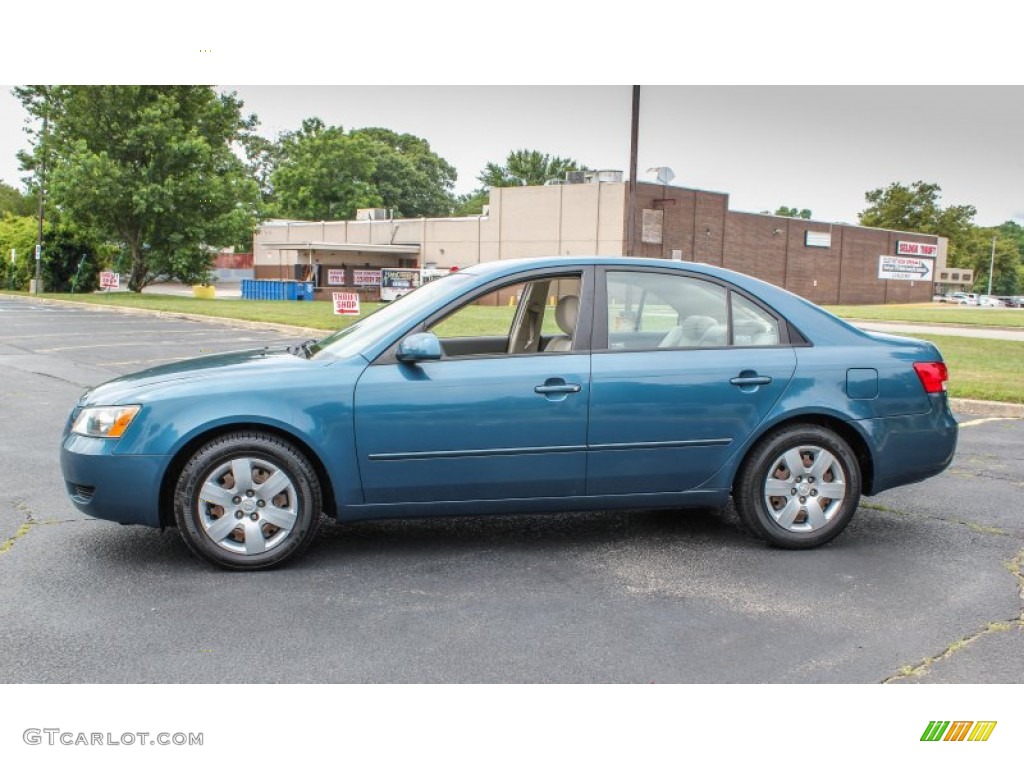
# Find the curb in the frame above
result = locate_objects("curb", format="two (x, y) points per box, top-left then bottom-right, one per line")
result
(4, 293), (1022, 420)
(949, 398), (1024, 419)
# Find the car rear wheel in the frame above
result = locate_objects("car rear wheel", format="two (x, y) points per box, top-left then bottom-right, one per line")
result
(734, 425), (861, 549)
(174, 432), (322, 570)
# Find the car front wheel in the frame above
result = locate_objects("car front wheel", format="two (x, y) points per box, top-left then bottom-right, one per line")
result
(734, 425), (861, 549)
(174, 432), (323, 570)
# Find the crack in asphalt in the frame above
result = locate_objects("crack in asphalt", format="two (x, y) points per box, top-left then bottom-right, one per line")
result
(881, 548), (1024, 683)
(1, 501), (91, 558)
(0, 522), (35, 556)
(860, 502), (1014, 537)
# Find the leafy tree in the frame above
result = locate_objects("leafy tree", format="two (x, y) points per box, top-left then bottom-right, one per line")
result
(451, 189), (490, 216)
(859, 181), (976, 262)
(15, 86), (260, 292)
(350, 127), (456, 217)
(0, 213), (38, 290)
(271, 118), (381, 221)
(478, 150), (583, 188)
(774, 206), (812, 219)
(995, 220), (1024, 260)
(961, 228), (1020, 295)
(41, 222), (103, 293)
(238, 132), (280, 210)
(270, 121), (458, 221)
(0, 181), (34, 217)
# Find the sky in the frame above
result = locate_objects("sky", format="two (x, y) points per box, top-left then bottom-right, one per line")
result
(4, 84), (1020, 226)
(1, 4), (1021, 227)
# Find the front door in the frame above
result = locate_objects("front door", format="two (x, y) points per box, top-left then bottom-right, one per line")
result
(353, 270), (592, 505)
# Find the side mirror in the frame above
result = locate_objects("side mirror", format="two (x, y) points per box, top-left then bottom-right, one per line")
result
(396, 332), (442, 363)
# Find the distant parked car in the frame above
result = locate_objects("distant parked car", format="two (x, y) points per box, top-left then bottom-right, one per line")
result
(953, 292), (979, 306)
(978, 295), (1005, 308)
(60, 256), (960, 569)
(999, 296), (1024, 308)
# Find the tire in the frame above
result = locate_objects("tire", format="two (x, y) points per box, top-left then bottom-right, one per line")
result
(174, 431), (323, 570)
(734, 424), (861, 549)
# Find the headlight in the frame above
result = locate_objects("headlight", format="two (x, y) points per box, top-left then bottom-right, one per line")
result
(71, 405), (141, 438)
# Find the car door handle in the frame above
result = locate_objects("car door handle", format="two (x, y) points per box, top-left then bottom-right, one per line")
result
(730, 374), (773, 387)
(534, 383), (582, 395)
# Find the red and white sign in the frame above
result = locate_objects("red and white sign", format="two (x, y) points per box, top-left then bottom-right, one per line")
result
(332, 292), (360, 316)
(326, 268), (346, 286)
(352, 269), (381, 287)
(99, 271), (120, 289)
(878, 255), (935, 281)
(896, 241), (938, 257)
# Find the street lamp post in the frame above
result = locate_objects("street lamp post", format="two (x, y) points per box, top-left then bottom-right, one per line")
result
(33, 111), (48, 295)
(626, 85), (640, 258)
(987, 236), (996, 296)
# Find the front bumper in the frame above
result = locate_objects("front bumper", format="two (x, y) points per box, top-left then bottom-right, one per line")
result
(60, 433), (167, 527)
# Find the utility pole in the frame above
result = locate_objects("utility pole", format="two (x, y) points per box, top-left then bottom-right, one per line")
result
(626, 85), (640, 257)
(987, 235), (996, 296)
(33, 110), (48, 294)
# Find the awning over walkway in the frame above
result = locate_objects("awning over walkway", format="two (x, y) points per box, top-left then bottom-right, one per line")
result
(259, 241), (421, 256)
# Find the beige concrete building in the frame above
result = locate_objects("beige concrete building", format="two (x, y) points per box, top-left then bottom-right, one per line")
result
(253, 178), (946, 304)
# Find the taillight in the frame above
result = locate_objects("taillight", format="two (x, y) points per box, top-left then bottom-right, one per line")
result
(913, 361), (948, 394)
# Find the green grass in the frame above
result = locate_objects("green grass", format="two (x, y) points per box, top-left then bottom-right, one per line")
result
(907, 334), (1024, 403)
(9, 291), (376, 331)
(6, 290), (1022, 403)
(824, 303), (1024, 328)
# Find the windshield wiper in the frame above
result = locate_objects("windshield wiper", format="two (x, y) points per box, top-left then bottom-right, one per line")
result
(287, 338), (319, 358)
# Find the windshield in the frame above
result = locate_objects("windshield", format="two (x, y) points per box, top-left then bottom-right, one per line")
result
(310, 273), (473, 359)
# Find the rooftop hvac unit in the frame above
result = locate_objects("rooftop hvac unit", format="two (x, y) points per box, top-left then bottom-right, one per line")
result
(565, 171), (586, 184)
(544, 178), (566, 185)
(356, 208), (389, 221)
(593, 170), (624, 183)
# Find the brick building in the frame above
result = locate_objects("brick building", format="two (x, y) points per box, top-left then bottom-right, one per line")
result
(254, 177), (951, 304)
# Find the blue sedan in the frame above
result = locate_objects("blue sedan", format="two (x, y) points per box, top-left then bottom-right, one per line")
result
(61, 257), (958, 569)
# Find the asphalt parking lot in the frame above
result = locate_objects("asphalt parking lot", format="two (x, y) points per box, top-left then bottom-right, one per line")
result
(0, 295), (1021, 683)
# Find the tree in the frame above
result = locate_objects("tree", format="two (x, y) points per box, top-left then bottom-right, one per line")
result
(960, 228), (1020, 295)
(271, 118), (381, 221)
(859, 181), (976, 262)
(15, 86), (261, 292)
(478, 150), (583, 188)
(270, 121), (458, 221)
(350, 127), (457, 217)
(774, 206), (812, 219)
(996, 220), (1024, 260)
(451, 189), (490, 217)
(0, 181), (34, 217)
(41, 222), (103, 293)
(0, 213), (38, 289)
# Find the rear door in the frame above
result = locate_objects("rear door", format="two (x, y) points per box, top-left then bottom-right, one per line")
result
(587, 267), (797, 495)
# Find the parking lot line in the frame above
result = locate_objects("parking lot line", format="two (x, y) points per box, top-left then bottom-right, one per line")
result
(958, 417), (1015, 428)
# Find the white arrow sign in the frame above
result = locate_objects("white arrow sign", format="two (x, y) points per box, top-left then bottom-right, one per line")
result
(878, 255), (934, 281)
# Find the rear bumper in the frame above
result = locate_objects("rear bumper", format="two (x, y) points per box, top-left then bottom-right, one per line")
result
(857, 394), (958, 495)
(60, 433), (166, 527)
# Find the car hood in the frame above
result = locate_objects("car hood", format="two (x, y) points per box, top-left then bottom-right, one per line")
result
(79, 347), (317, 406)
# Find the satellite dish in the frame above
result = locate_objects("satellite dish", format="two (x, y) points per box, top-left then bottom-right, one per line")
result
(646, 167), (675, 185)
